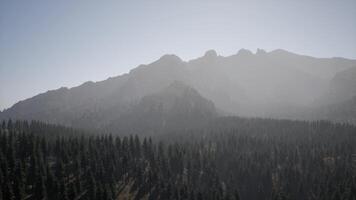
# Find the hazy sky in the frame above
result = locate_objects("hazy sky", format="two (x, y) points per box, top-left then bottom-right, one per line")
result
(1, 0), (356, 110)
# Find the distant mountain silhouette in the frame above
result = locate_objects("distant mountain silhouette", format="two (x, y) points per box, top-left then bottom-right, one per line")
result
(1, 49), (356, 129)
(306, 96), (356, 124)
(315, 66), (356, 105)
(304, 67), (356, 124)
(105, 81), (217, 134)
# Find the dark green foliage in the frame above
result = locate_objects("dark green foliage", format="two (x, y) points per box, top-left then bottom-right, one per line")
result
(0, 119), (355, 200)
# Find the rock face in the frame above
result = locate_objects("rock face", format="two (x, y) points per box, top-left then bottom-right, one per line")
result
(1, 48), (356, 129)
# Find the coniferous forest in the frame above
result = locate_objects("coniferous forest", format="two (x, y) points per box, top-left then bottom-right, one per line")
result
(2, 1), (356, 200)
(1, 118), (355, 200)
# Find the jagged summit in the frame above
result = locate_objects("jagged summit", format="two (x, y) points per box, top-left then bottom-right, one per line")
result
(256, 48), (267, 55)
(130, 54), (184, 74)
(157, 54), (183, 63)
(204, 49), (218, 58)
(269, 49), (294, 56)
(237, 48), (253, 56)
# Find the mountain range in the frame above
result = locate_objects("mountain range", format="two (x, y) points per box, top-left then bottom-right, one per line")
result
(1, 49), (356, 133)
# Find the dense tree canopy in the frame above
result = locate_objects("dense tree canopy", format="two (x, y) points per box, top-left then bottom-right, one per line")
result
(0, 119), (355, 200)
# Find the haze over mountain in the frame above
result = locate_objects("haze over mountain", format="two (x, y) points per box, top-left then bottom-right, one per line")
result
(316, 66), (356, 105)
(1, 49), (356, 131)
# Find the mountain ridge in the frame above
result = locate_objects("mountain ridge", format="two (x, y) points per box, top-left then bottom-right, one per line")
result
(2, 48), (356, 129)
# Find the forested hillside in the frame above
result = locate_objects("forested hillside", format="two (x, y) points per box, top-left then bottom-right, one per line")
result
(1, 119), (355, 200)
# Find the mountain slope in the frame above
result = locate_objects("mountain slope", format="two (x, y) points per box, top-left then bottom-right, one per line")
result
(306, 96), (356, 124)
(1, 49), (356, 127)
(316, 66), (356, 105)
(185, 49), (354, 116)
(105, 81), (217, 134)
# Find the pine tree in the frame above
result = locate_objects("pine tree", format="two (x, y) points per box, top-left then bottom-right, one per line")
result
(7, 119), (13, 131)
(67, 183), (77, 200)
(45, 166), (55, 199)
(88, 172), (97, 200)
(13, 162), (26, 200)
(33, 173), (47, 200)
(234, 189), (240, 200)
(58, 178), (69, 200)
(1, 120), (6, 130)
(2, 181), (14, 200)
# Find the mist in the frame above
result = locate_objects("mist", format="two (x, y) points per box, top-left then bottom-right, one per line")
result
(2, 0), (356, 110)
(1, 1), (356, 200)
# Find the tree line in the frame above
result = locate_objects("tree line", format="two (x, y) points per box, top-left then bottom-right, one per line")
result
(1, 119), (356, 200)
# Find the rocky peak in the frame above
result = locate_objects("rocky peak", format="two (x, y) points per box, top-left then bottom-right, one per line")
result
(204, 49), (218, 58)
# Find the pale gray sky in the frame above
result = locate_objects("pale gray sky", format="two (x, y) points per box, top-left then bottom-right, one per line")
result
(1, 0), (356, 110)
